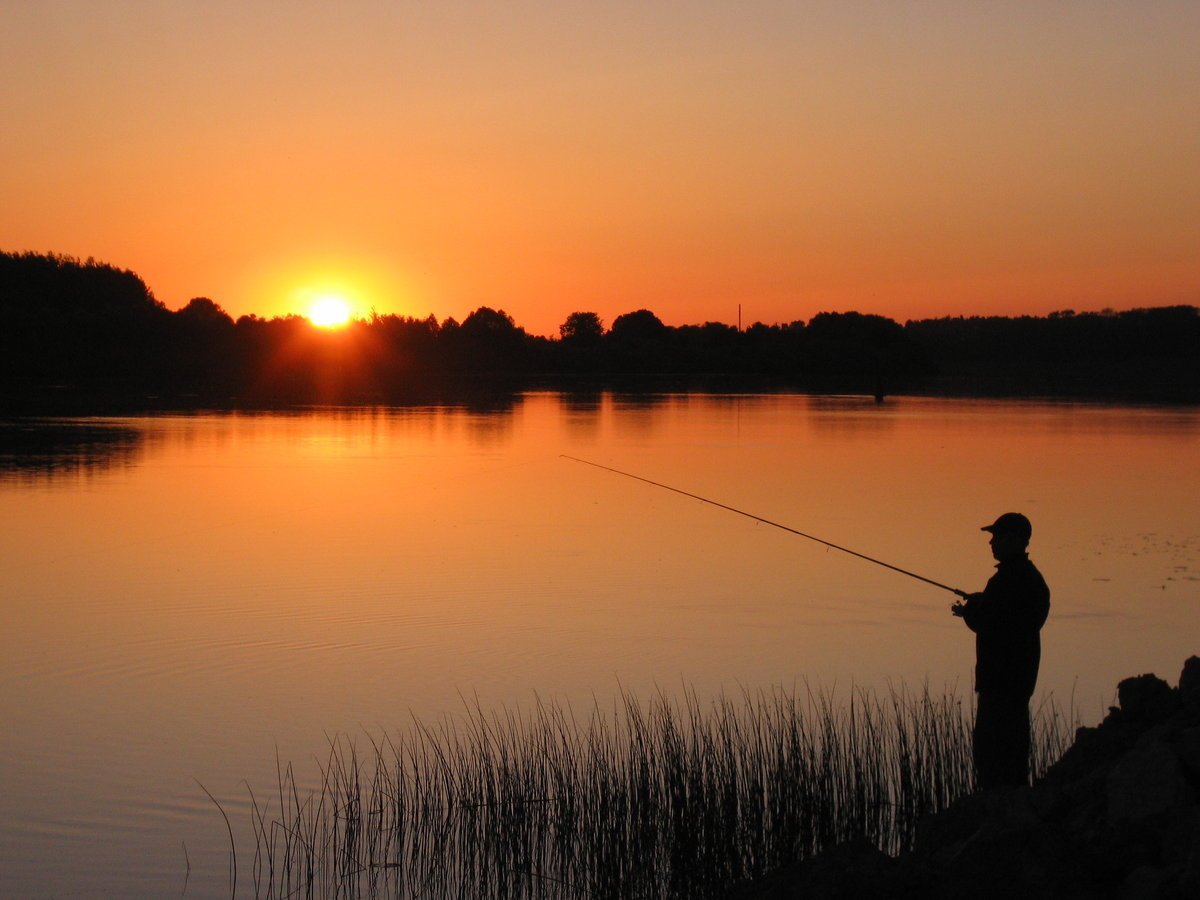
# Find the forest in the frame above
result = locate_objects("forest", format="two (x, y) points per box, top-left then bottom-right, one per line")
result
(2, 251), (1196, 408)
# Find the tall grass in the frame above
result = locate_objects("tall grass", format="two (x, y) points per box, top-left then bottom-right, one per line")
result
(238, 683), (1073, 898)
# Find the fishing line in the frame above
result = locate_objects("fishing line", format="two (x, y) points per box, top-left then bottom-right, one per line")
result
(561, 454), (967, 598)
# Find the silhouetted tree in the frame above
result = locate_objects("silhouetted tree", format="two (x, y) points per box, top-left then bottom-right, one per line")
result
(449, 306), (536, 373)
(674, 321), (742, 372)
(365, 312), (442, 383)
(801, 311), (928, 391)
(168, 297), (237, 390)
(176, 296), (233, 328)
(739, 320), (807, 376)
(559, 311), (604, 344)
(554, 311), (606, 373)
(461, 306), (519, 338)
(905, 306), (1199, 399)
(607, 309), (672, 372)
(610, 309), (666, 342)
(0, 251), (171, 385)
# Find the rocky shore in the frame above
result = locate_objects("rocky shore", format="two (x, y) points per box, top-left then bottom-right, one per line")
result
(730, 657), (1200, 899)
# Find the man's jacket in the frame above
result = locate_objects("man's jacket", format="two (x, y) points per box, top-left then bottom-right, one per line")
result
(961, 555), (1050, 698)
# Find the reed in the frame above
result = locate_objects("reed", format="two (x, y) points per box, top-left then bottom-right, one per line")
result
(238, 682), (1074, 898)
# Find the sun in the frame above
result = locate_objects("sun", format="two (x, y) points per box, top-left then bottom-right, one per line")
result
(308, 295), (353, 329)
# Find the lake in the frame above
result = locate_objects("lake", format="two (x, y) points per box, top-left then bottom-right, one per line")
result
(1, 393), (1197, 897)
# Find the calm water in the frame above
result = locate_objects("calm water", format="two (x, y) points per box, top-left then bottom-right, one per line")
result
(1, 393), (1197, 897)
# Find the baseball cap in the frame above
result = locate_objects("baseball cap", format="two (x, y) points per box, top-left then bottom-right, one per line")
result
(981, 512), (1032, 541)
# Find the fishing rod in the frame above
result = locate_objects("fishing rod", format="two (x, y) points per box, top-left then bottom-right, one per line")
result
(561, 454), (968, 598)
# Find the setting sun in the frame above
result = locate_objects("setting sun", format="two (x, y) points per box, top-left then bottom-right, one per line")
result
(308, 295), (353, 329)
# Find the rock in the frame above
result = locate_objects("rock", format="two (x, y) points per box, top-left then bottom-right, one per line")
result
(1028, 782), (1069, 822)
(1176, 728), (1200, 779)
(1180, 657), (1200, 715)
(914, 790), (991, 858)
(1044, 723), (1129, 787)
(1119, 865), (1176, 900)
(1160, 807), (1200, 865)
(1107, 740), (1195, 823)
(1118, 674), (1178, 722)
(734, 656), (1200, 899)
(1181, 828), (1200, 899)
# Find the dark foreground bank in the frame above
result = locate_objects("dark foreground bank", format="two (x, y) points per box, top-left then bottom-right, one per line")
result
(729, 656), (1200, 900)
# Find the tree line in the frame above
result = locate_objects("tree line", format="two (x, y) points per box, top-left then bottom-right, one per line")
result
(2, 251), (1196, 405)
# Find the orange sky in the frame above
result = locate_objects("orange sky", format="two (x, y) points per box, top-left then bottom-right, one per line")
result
(1, 2), (1196, 336)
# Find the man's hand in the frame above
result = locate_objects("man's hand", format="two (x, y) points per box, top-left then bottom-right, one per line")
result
(950, 592), (979, 619)
(951, 593), (982, 617)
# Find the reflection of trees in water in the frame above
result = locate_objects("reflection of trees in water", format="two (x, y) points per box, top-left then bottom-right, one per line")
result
(462, 410), (518, 448)
(612, 392), (669, 411)
(560, 390), (603, 413)
(454, 387), (522, 416)
(808, 396), (898, 438)
(454, 393), (524, 448)
(612, 392), (671, 440)
(0, 420), (144, 479)
(559, 390), (604, 440)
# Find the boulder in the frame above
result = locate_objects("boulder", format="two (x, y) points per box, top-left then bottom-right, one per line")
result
(1119, 864), (1177, 900)
(1180, 656), (1200, 715)
(1107, 740), (1194, 823)
(1176, 728), (1200, 780)
(1118, 674), (1177, 722)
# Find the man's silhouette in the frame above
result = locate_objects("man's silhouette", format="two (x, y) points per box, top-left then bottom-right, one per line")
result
(952, 513), (1050, 789)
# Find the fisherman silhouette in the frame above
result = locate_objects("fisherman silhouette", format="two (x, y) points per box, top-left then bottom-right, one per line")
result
(951, 513), (1050, 789)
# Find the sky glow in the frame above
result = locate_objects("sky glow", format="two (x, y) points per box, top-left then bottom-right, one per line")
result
(1, 1), (1196, 335)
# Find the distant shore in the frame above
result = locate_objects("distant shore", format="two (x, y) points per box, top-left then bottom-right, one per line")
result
(3, 252), (1197, 412)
